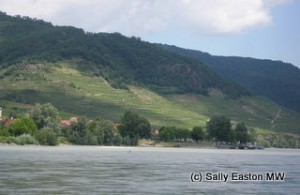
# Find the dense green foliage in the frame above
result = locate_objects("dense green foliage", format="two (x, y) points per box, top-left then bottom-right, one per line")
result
(205, 116), (258, 144)
(7, 117), (37, 136)
(160, 44), (300, 112)
(29, 103), (60, 130)
(191, 126), (205, 142)
(65, 117), (122, 145)
(158, 116), (259, 145)
(0, 104), (147, 146)
(14, 134), (38, 145)
(119, 111), (151, 140)
(206, 115), (234, 142)
(0, 12), (248, 97)
(159, 126), (191, 142)
(35, 127), (58, 146)
(235, 122), (251, 144)
(257, 134), (300, 148)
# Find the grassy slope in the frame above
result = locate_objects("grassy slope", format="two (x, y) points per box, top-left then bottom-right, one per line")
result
(167, 93), (300, 134)
(0, 62), (299, 134)
(0, 62), (207, 128)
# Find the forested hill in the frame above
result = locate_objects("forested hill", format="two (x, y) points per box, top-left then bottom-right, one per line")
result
(0, 12), (248, 97)
(159, 44), (300, 113)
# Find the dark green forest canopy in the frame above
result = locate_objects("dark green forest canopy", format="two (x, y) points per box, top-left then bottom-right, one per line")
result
(0, 11), (249, 97)
(159, 44), (300, 113)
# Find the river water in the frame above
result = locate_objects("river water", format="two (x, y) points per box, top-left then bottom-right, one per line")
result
(0, 146), (299, 195)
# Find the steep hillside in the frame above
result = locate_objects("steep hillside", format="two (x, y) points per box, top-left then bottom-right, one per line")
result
(0, 62), (299, 133)
(159, 44), (300, 113)
(0, 12), (248, 97)
(0, 12), (299, 134)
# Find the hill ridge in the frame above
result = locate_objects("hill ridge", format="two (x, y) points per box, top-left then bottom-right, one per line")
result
(158, 44), (300, 113)
(0, 11), (248, 98)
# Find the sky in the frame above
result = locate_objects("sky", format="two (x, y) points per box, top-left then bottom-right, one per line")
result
(0, 0), (299, 67)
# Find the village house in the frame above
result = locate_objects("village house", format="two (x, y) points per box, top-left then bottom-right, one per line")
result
(60, 117), (78, 129)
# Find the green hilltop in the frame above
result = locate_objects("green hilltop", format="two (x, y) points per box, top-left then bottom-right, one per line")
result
(0, 12), (248, 97)
(0, 12), (299, 135)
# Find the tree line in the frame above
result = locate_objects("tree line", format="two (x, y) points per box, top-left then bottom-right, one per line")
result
(0, 103), (256, 146)
(0, 103), (152, 146)
(158, 115), (256, 145)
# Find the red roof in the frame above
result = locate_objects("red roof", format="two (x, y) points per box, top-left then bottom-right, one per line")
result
(59, 117), (78, 129)
(60, 120), (71, 128)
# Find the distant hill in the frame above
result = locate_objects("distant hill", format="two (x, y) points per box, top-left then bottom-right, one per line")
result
(159, 44), (300, 113)
(0, 11), (248, 98)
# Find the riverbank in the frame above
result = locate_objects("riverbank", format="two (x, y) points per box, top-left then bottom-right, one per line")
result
(1, 135), (299, 149)
(138, 139), (216, 148)
(0, 139), (216, 149)
(1, 144), (300, 155)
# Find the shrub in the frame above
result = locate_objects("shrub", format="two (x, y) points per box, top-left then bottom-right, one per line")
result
(35, 127), (58, 146)
(0, 128), (10, 136)
(69, 82), (77, 88)
(122, 136), (132, 146)
(83, 132), (99, 145)
(0, 136), (15, 144)
(14, 134), (38, 145)
(112, 134), (122, 146)
(29, 103), (59, 129)
(8, 117), (37, 136)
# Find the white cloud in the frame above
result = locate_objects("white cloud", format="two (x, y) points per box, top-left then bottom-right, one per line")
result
(0, 0), (292, 36)
(179, 0), (270, 34)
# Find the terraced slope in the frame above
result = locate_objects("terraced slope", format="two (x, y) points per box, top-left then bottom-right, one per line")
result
(1, 62), (299, 134)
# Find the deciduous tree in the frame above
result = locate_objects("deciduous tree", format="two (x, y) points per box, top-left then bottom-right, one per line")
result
(206, 115), (233, 142)
(119, 111), (151, 139)
(29, 103), (59, 130)
(235, 122), (249, 144)
(191, 126), (204, 142)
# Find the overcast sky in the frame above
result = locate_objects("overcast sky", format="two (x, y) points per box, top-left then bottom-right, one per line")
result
(1, 0), (299, 67)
